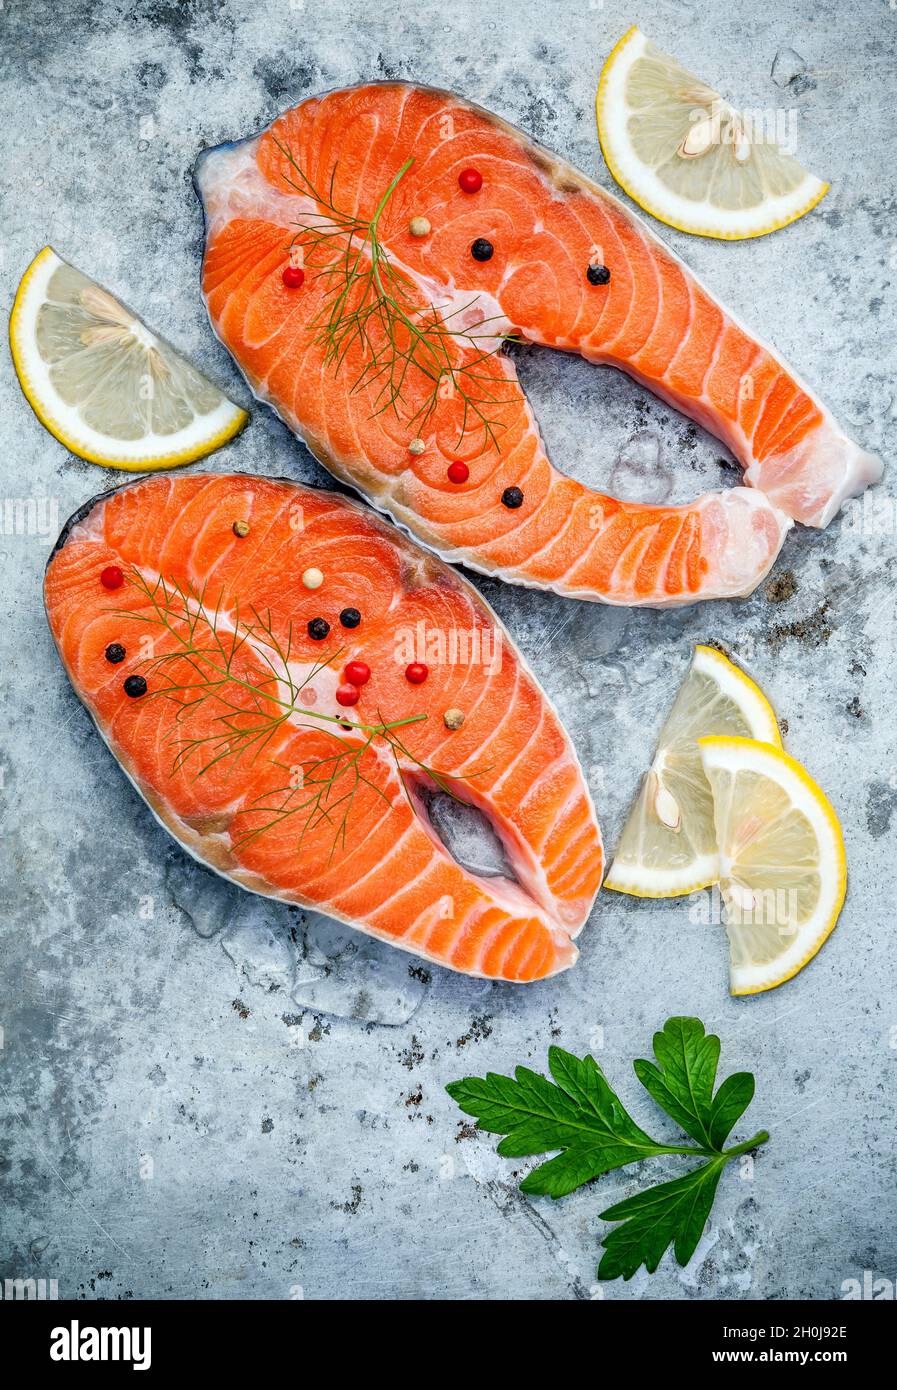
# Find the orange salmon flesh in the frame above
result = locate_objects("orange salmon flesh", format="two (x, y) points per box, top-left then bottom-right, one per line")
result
(44, 473), (603, 982)
(194, 82), (881, 607)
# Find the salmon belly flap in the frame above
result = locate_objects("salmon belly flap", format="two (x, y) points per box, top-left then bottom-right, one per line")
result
(194, 83), (881, 607)
(44, 473), (603, 982)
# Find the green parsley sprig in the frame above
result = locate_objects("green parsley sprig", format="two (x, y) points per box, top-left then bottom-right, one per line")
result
(446, 1016), (768, 1281)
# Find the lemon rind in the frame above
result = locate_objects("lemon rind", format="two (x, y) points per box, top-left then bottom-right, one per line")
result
(605, 646), (781, 897)
(603, 866), (718, 899)
(10, 246), (248, 471)
(596, 27), (829, 241)
(692, 645), (782, 745)
(698, 736), (847, 995)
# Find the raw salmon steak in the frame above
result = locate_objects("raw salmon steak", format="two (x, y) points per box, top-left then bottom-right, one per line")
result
(44, 473), (602, 981)
(194, 83), (880, 606)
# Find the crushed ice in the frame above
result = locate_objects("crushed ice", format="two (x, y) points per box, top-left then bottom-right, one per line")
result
(771, 47), (807, 89)
(166, 851), (429, 1024)
(608, 430), (673, 504)
(425, 790), (511, 878)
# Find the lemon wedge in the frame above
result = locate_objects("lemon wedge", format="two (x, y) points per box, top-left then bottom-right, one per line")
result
(699, 737), (846, 994)
(605, 646), (781, 897)
(10, 247), (248, 470)
(597, 26), (828, 239)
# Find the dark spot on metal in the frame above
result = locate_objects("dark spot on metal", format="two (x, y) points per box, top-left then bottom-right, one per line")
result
(330, 1183), (363, 1214)
(399, 1036), (424, 1071)
(865, 781), (897, 839)
(765, 570), (798, 603)
(764, 602), (832, 653)
(456, 1014), (494, 1049)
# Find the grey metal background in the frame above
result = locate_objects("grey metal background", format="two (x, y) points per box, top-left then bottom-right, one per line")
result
(0, 0), (894, 1300)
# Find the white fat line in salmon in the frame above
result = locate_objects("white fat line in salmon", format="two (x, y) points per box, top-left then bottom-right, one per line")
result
(48, 475), (604, 979)
(195, 79), (882, 604)
(106, 564), (397, 757)
(195, 139), (514, 356)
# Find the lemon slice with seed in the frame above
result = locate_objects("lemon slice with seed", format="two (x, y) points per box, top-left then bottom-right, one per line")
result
(698, 737), (846, 994)
(10, 247), (248, 469)
(605, 646), (781, 897)
(597, 26), (828, 239)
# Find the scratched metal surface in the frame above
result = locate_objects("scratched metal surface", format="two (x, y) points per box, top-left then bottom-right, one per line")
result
(0, 0), (895, 1300)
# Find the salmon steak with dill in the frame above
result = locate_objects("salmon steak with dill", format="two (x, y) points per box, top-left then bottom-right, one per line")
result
(193, 83), (881, 607)
(44, 473), (602, 981)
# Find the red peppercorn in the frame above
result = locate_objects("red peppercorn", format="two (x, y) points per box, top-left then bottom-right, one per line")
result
(458, 168), (483, 194)
(336, 683), (360, 707)
(344, 660), (371, 687)
(447, 461), (470, 484)
(282, 265), (305, 288)
(405, 662), (429, 685)
(100, 565), (124, 590)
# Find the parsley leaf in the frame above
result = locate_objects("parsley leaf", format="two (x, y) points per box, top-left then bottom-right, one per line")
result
(597, 1160), (726, 1279)
(633, 1016), (755, 1150)
(446, 1016), (768, 1280)
(447, 1048), (674, 1198)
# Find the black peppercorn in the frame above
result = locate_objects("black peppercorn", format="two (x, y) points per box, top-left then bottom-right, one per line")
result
(471, 238), (494, 262)
(124, 675), (147, 698)
(587, 263), (611, 285)
(307, 617), (330, 640)
(105, 642), (126, 664)
(501, 486), (524, 509)
(339, 607), (361, 629)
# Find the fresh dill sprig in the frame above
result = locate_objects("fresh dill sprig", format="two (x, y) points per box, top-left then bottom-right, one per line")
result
(273, 137), (517, 453)
(116, 568), (477, 864)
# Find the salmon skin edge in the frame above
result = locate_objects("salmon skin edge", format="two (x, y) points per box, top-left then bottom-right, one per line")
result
(192, 79), (881, 605)
(44, 472), (603, 983)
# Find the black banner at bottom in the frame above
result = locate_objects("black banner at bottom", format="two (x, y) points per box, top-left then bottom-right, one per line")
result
(1, 1296), (887, 1374)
